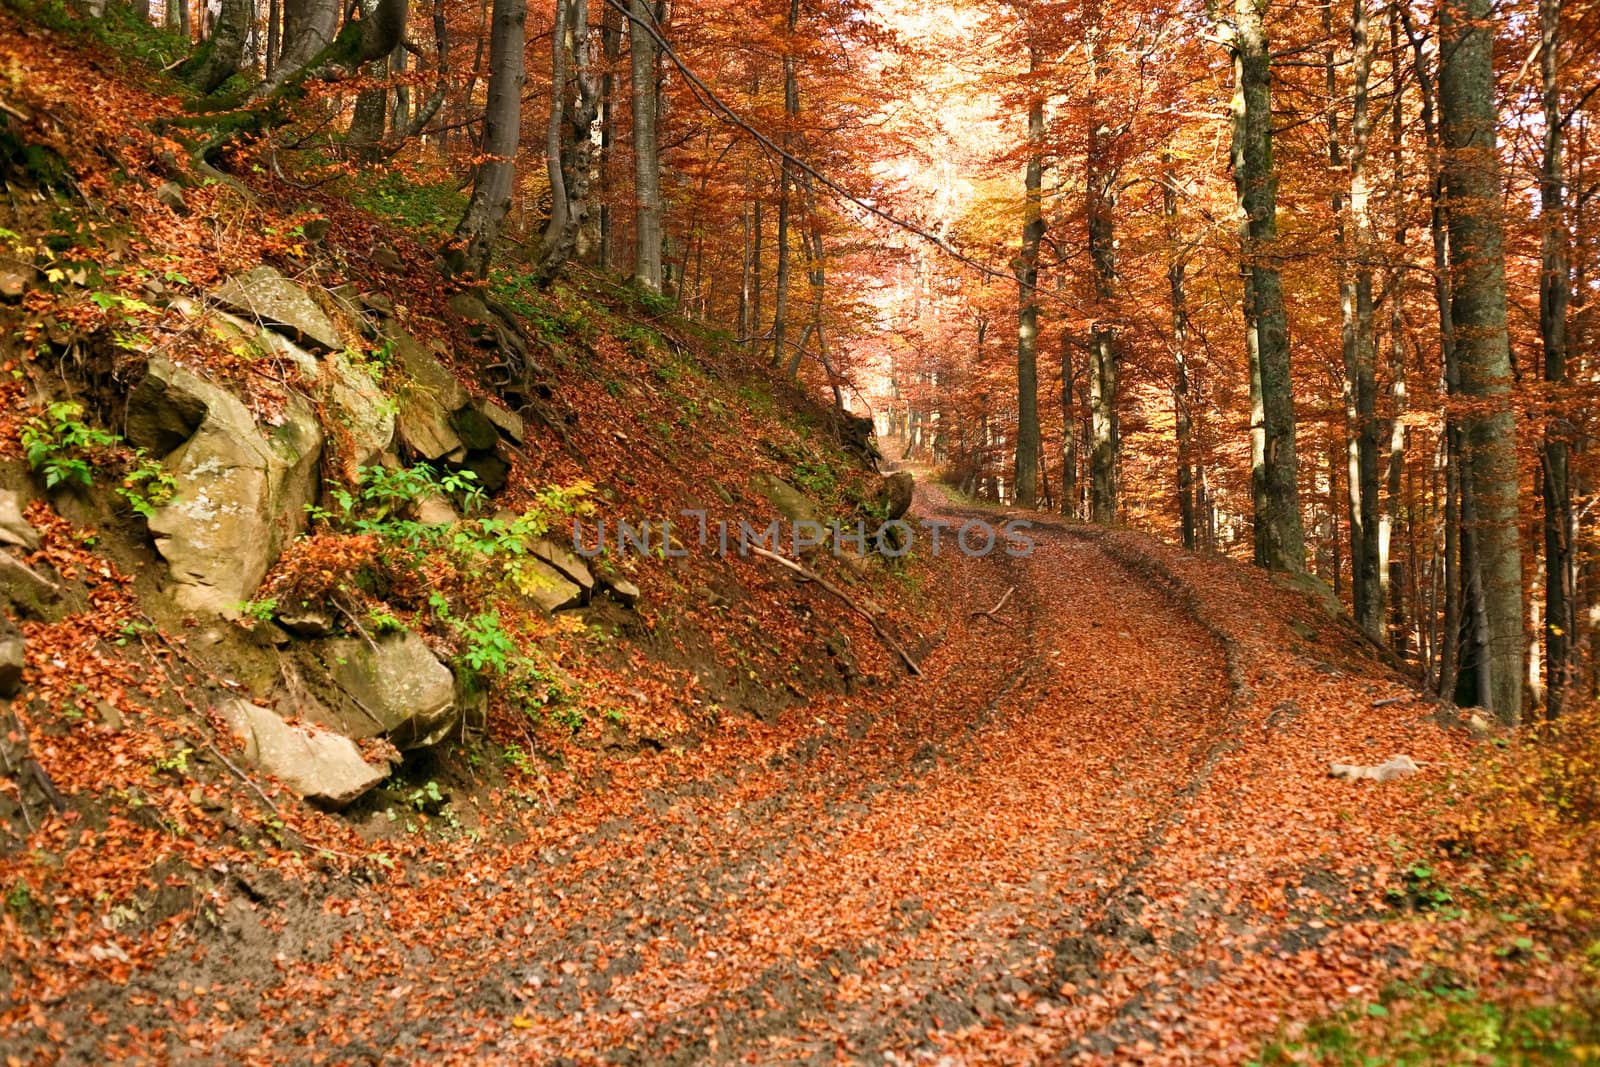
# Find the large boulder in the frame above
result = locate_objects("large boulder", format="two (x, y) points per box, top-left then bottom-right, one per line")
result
(321, 630), (458, 749)
(210, 266), (342, 352)
(214, 698), (389, 809)
(137, 358), (322, 617)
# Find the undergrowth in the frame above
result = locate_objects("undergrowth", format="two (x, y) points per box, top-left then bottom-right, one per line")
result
(1256, 703), (1600, 1064)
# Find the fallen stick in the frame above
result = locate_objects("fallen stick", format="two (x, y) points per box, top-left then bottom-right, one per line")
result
(970, 586), (1015, 620)
(746, 545), (922, 676)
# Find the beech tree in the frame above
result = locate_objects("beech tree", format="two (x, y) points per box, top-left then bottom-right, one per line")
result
(1227, 0), (1304, 573)
(1439, 0), (1522, 722)
(444, 0), (525, 279)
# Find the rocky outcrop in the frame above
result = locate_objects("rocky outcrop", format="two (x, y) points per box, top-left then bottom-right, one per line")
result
(210, 266), (342, 352)
(319, 350), (395, 477)
(214, 697), (389, 809)
(133, 358), (322, 617)
(320, 630), (458, 749)
(391, 331), (470, 462)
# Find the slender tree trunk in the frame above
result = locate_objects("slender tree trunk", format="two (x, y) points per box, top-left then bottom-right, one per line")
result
(537, 0), (601, 283)
(598, 1), (621, 272)
(1164, 161), (1196, 550)
(265, 0), (279, 74)
(1332, 0), (1382, 636)
(1061, 340), (1079, 519)
(770, 0), (800, 367)
(1013, 35), (1044, 510)
(1086, 27), (1120, 525)
(391, 41), (409, 134)
(1439, 0), (1523, 723)
(444, 0), (525, 279)
(1381, 2), (1408, 650)
(1539, 0), (1575, 718)
(1230, 0), (1306, 572)
(629, 0), (663, 291)
(751, 197), (764, 348)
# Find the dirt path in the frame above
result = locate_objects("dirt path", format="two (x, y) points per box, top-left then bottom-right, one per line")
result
(62, 485), (1456, 1065)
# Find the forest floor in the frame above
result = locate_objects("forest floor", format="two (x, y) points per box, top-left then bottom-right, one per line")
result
(27, 474), (1504, 1065)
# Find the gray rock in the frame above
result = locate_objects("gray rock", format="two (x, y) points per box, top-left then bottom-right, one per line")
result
(211, 265), (342, 352)
(478, 398), (525, 443)
(139, 359), (322, 617)
(880, 471), (915, 521)
(124, 362), (210, 456)
(371, 245), (405, 272)
(461, 452), (510, 495)
(256, 329), (320, 379)
(323, 630), (458, 749)
(0, 550), (63, 620)
(277, 607), (335, 638)
(603, 575), (640, 607)
(754, 473), (819, 526)
(155, 181), (188, 215)
(1329, 754), (1420, 784)
(0, 491), (39, 551)
(0, 260), (36, 302)
(516, 557), (584, 613)
(214, 697), (389, 809)
(528, 537), (594, 598)
(391, 331), (469, 461)
(320, 350), (395, 477)
(451, 406), (500, 452)
(0, 615), (24, 697)
(411, 492), (459, 526)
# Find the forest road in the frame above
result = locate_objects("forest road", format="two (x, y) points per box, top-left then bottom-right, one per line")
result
(79, 479), (1430, 1066)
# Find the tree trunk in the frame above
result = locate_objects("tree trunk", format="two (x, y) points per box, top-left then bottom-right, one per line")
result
(1013, 36), (1044, 510)
(751, 197), (763, 348)
(265, 0), (279, 74)
(1539, 0), (1574, 718)
(1061, 339), (1079, 519)
(390, 41), (409, 134)
(629, 0), (663, 291)
(1230, 0), (1306, 572)
(598, 0), (621, 272)
(1332, 0), (1382, 637)
(443, 0), (525, 279)
(536, 0), (602, 284)
(178, 0), (251, 93)
(1164, 161), (1196, 550)
(265, 0), (340, 94)
(1086, 29), (1120, 526)
(770, 0), (799, 368)
(1439, 0), (1523, 723)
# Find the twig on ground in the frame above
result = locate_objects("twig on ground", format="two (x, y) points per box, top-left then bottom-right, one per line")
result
(970, 586), (1015, 621)
(746, 545), (922, 676)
